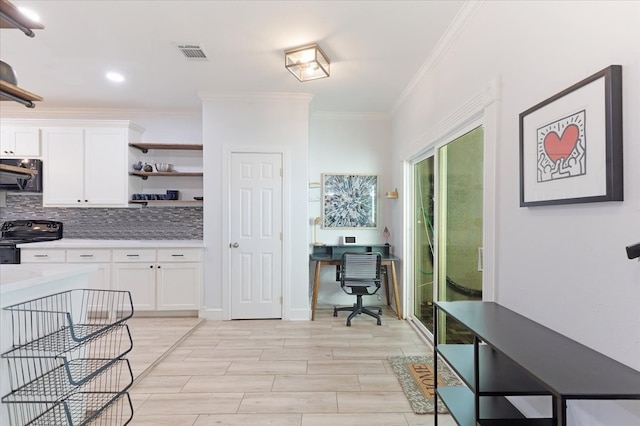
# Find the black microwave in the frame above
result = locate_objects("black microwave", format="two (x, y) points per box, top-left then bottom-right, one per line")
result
(0, 159), (43, 192)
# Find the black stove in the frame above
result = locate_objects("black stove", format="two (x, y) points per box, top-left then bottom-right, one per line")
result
(0, 220), (64, 264)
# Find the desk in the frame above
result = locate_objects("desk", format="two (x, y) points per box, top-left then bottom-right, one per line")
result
(310, 245), (401, 320)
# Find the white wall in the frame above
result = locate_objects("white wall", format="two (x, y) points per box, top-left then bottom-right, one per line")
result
(309, 113), (394, 305)
(392, 1), (640, 424)
(200, 93), (311, 320)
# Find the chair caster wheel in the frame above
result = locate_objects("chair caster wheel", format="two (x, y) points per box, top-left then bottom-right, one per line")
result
(346, 321), (351, 327)
(378, 309), (383, 315)
(333, 309), (338, 317)
(377, 320), (382, 326)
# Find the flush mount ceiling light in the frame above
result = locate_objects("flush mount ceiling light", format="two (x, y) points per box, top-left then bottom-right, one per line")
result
(284, 43), (330, 82)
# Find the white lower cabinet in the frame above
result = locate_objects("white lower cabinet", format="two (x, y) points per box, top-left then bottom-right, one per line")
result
(112, 262), (157, 311)
(66, 249), (112, 310)
(20, 245), (202, 312)
(156, 249), (201, 310)
(112, 248), (201, 311)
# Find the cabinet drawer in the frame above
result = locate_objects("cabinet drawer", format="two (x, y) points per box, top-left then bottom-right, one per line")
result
(66, 249), (111, 263)
(112, 249), (156, 263)
(21, 249), (66, 263)
(157, 248), (201, 262)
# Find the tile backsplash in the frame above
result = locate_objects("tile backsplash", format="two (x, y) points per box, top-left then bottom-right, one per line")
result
(1, 194), (203, 240)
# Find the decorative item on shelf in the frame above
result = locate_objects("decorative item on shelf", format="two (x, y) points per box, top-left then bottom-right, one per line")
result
(312, 217), (324, 246)
(383, 226), (390, 245)
(385, 189), (399, 199)
(142, 163), (153, 172)
(0, 60), (18, 85)
(132, 161), (143, 171)
(155, 163), (174, 172)
(166, 190), (179, 200)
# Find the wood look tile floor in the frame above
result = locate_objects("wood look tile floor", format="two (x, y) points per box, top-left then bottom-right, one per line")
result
(127, 307), (457, 426)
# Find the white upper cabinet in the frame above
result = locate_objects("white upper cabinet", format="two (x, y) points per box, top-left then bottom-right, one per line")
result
(42, 121), (143, 207)
(42, 127), (84, 205)
(0, 127), (40, 157)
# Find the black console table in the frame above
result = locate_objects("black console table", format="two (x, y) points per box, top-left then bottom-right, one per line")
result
(434, 301), (640, 425)
(310, 245), (400, 320)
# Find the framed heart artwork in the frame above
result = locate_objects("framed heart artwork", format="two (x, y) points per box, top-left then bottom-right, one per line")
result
(519, 65), (623, 206)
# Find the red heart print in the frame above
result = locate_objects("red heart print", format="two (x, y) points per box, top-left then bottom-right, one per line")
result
(544, 124), (579, 163)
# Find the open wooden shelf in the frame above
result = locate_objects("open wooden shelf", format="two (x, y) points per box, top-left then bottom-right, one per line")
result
(1, 0), (44, 107)
(0, 163), (38, 176)
(0, 0), (45, 31)
(129, 200), (203, 207)
(0, 80), (43, 104)
(129, 143), (203, 153)
(129, 171), (203, 180)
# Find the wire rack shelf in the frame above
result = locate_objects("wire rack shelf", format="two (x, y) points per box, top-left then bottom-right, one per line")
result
(1, 289), (135, 426)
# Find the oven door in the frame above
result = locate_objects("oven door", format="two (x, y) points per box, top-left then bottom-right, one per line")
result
(0, 245), (20, 264)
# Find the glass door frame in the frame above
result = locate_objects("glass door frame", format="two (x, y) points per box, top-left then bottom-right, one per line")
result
(402, 81), (499, 341)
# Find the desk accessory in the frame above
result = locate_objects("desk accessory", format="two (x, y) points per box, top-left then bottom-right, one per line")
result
(340, 236), (357, 245)
(313, 217), (324, 246)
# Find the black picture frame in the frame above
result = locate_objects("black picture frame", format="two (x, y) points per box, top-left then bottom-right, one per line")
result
(519, 65), (623, 207)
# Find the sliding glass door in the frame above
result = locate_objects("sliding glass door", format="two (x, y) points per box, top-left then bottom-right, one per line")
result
(413, 156), (435, 330)
(413, 126), (484, 341)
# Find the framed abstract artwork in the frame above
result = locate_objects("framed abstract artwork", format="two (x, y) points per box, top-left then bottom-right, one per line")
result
(322, 173), (378, 228)
(519, 65), (623, 207)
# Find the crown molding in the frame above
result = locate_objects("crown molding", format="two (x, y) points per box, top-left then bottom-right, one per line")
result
(311, 111), (391, 121)
(0, 105), (200, 119)
(391, 0), (485, 113)
(399, 77), (499, 161)
(198, 92), (314, 103)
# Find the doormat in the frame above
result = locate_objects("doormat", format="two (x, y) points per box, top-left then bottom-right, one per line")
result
(388, 354), (461, 414)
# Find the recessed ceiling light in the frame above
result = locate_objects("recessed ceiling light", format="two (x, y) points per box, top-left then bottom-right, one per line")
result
(106, 72), (125, 83)
(18, 7), (40, 23)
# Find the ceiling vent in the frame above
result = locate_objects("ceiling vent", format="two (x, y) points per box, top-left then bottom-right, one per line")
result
(175, 43), (208, 61)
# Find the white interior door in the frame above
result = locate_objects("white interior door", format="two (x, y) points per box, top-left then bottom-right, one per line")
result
(229, 152), (283, 319)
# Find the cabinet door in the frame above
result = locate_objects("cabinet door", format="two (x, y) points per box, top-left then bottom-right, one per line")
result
(66, 249), (112, 297)
(112, 263), (156, 311)
(84, 128), (127, 206)
(0, 127), (40, 157)
(156, 262), (201, 310)
(42, 128), (85, 206)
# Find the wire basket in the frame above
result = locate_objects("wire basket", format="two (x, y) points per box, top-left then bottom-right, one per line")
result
(4, 391), (134, 426)
(1, 289), (134, 426)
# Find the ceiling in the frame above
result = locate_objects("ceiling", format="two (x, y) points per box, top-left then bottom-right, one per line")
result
(1, 1), (465, 114)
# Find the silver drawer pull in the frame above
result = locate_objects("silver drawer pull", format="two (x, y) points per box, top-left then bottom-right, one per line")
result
(34, 254), (48, 258)
(126, 254), (140, 257)
(80, 254), (94, 258)
(171, 254), (185, 257)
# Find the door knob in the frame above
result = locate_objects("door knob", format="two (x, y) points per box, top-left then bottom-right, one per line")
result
(230, 242), (239, 248)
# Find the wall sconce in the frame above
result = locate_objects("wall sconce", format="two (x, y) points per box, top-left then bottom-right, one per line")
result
(385, 188), (399, 199)
(284, 43), (330, 82)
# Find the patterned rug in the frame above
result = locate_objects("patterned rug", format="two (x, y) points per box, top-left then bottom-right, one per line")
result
(388, 354), (461, 414)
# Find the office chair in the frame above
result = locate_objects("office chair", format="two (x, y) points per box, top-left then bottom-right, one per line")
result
(333, 252), (383, 326)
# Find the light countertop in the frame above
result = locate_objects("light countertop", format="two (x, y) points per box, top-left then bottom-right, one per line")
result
(17, 239), (204, 249)
(0, 263), (97, 295)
